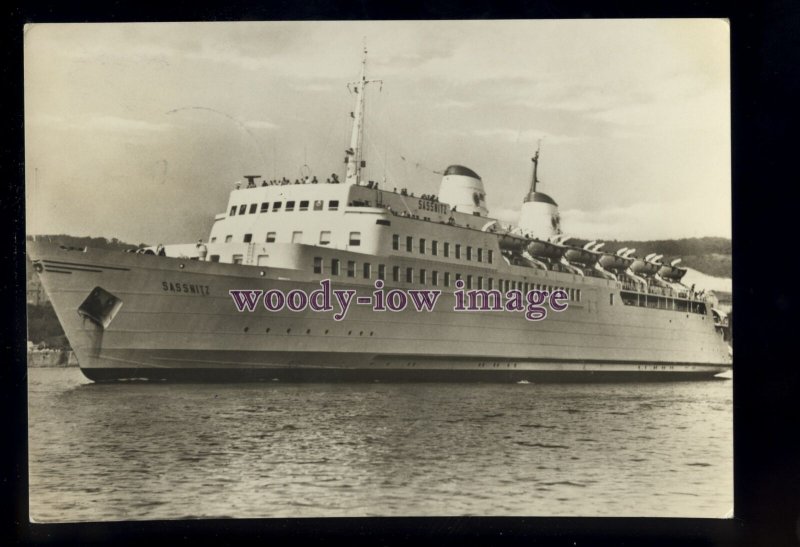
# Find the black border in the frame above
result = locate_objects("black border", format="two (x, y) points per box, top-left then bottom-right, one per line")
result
(5, 2), (800, 545)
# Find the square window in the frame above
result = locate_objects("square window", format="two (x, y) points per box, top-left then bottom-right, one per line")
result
(266, 232), (276, 243)
(243, 233), (253, 243)
(286, 201), (296, 212)
(299, 200), (309, 211)
(273, 202), (282, 212)
(328, 200), (339, 211)
(349, 232), (361, 246)
(225, 235), (233, 243)
(249, 203), (257, 214)
(313, 200), (324, 211)
(260, 202), (269, 213)
(291, 231), (303, 244)
(319, 231), (331, 245)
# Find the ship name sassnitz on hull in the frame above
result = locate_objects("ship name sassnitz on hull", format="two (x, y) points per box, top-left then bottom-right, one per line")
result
(161, 281), (211, 296)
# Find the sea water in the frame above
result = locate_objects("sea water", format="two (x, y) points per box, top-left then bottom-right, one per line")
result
(28, 368), (732, 522)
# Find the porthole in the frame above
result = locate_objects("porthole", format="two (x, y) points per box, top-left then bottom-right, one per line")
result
(286, 328), (291, 334)
(306, 329), (311, 334)
(266, 328), (271, 333)
(243, 327), (249, 333)
(179, 263), (185, 269)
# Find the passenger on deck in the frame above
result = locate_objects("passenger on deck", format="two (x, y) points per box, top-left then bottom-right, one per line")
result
(196, 239), (208, 261)
(312, 176), (318, 184)
(156, 244), (166, 257)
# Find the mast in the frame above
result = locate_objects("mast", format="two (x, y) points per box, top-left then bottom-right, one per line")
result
(345, 42), (382, 186)
(528, 139), (542, 196)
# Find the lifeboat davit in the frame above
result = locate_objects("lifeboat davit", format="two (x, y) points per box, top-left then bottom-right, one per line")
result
(526, 239), (566, 260)
(564, 247), (599, 267)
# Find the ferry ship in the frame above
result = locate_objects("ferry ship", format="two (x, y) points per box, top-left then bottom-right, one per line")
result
(28, 48), (732, 382)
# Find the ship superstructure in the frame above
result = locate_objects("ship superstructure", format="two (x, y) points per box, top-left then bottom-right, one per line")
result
(28, 47), (732, 381)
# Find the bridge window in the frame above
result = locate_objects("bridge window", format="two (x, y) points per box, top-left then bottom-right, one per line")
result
(328, 200), (339, 211)
(432, 240), (438, 256)
(313, 257), (323, 274)
(260, 202), (269, 213)
(299, 200), (309, 211)
(319, 231), (331, 245)
(249, 203), (257, 214)
(273, 201), (282, 212)
(349, 232), (361, 246)
(406, 236), (413, 252)
(347, 261), (356, 278)
(419, 238), (426, 254)
(225, 235), (233, 243)
(363, 263), (371, 279)
(406, 267), (413, 283)
(286, 201), (296, 212)
(331, 258), (340, 276)
(238, 204), (247, 215)
(243, 233), (253, 243)
(392, 234), (399, 250)
(378, 264), (386, 280)
(444, 242), (450, 258)
(266, 232), (276, 243)
(229, 206), (237, 216)
(313, 200), (324, 211)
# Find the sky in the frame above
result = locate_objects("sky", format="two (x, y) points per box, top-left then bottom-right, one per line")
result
(24, 20), (730, 245)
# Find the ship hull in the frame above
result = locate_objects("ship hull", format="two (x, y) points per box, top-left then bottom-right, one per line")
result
(28, 241), (732, 383)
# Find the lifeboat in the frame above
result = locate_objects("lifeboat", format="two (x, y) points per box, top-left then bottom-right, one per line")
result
(564, 247), (599, 267)
(526, 239), (566, 260)
(598, 253), (633, 273)
(497, 233), (528, 252)
(658, 259), (688, 282)
(630, 258), (661, 276)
